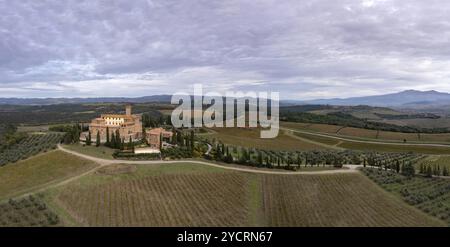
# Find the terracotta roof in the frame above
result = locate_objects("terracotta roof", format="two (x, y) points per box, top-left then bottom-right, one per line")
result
(100, 114), (133, 119)
(146, 127), (172, 135)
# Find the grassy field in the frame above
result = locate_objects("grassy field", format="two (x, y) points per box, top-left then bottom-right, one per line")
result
(0, 150), (98, 200)
(293, 132), (341, 146)
(281, 121), (450, 143)
(45, 163), (444, 226)
(378, 131), (420, 142)
(336, 141), (450, 154)
(337, 127), (378, 139)
(280, 122), (450, 154)
(380, 118), (450, 129)
(421, 133), (450, 143)
(208, 127), (331, 151)
(255, 127), (450, 154)
(62, 143), (116, 160)
(281, 122), (343, 134)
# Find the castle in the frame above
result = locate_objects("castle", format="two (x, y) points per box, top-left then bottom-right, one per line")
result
(85, 105), (173, 151)
(89, 105), (143, 143)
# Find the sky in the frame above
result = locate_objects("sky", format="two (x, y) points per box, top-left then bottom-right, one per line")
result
(1, 0), (450, 100)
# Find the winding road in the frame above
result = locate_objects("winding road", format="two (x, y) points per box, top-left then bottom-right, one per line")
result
(57, 144), (359, 175)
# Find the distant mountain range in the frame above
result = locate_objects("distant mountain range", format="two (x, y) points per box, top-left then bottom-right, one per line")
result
(294, 90), (450, 109)
(0, 95), (173, 105)
(1, 90), (450, 109)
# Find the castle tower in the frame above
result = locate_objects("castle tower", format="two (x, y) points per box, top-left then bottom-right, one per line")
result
(126, 104), (132, 116)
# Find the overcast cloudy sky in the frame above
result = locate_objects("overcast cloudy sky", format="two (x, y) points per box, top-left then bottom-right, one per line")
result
(1, 0), (450, 99)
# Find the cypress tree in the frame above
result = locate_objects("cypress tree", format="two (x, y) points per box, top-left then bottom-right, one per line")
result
(257, 151), (263, 166)
(96, 131), (100, 147)
(426, 165), (433, 177)
(443, 167), (449, 176)
(190, 130), (195, 151)
(265, 156), (271, 168)
(106, 127), (110, 146)
(86, 131), (92, 145)
(128, 136), (133, 150)
(115, 130), (121, 149)
(142, 125), (146, 142)
(111, 132), (116, 149)
(171, 128), (176, 144)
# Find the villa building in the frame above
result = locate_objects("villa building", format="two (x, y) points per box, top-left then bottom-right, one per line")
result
(88, 105), (143, 143)
(146, 127), (173, 149)
(83, 105), (174, 152)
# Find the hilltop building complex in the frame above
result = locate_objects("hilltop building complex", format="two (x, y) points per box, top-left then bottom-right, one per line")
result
(88, 105), (143, 143)
(84, 105), (173, 152)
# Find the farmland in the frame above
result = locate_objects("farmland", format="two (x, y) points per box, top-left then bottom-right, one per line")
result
(337, 127), (378, 139)
(2, 103), (450, 227)
(44, 162), (444, 226)
(281, 122), (343, 134)
(362, 168), (450, 225)
(281, 121), (450, 143)
(207, 127), (331, 151)
(57, 172), (253, 226)
(0, 150), (98, 200)
(53, 163), (257, 226)
(293, 132), (342, 146)
(336, 141), (450, 154)
(0, 195), (60, 227)
(282, 125), (450, 154)
(0, 133), (64, 166)
(261, 173), (443, 226)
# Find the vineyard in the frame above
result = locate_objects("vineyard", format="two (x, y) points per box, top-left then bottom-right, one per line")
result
(261, 173), (443, 226)
(56, 172), (254, 226)
(0, 195), (59, 227)
(0, 133), (63, 166)
(51, 163), (445, 226)
(362, 168), (450, 225)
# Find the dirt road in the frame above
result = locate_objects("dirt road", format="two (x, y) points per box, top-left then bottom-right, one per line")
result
(58, 144), (359, 175)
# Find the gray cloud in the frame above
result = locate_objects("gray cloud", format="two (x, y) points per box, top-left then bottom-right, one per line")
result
(1, 0), (450, 99)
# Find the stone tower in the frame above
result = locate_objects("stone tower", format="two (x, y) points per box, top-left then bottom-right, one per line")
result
(126, 104), (132, 116)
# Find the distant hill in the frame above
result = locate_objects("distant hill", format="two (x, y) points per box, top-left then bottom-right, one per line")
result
(3, 90), (450, 109)
(0, 95), (172, 105)
(297, 90), (450, 108)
